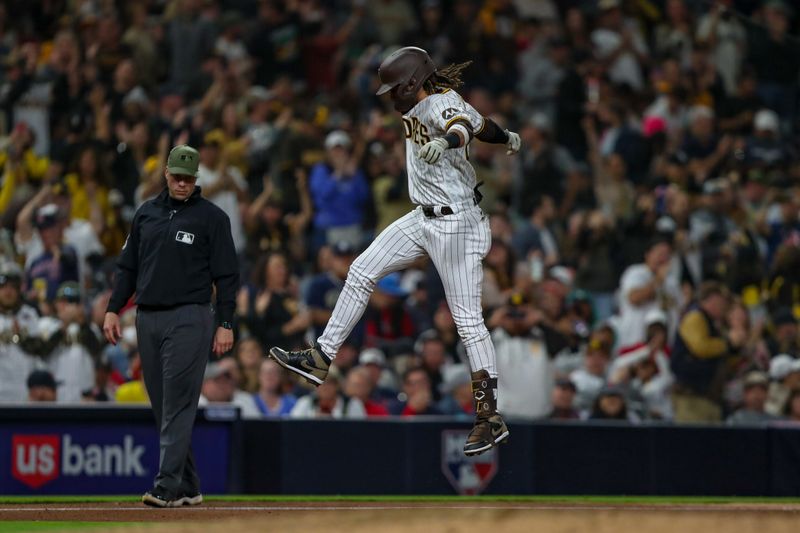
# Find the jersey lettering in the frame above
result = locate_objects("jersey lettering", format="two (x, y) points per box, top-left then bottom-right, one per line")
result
(403, 90), (482, 206)
(402, 116), (431, 146)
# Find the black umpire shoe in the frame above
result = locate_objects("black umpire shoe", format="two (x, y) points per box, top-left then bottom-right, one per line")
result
(175, 491), (203, 506)
(142, 486), (180, 508)
(269, 343), (332, 386)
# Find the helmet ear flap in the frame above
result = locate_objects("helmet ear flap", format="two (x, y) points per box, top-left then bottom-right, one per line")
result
(402, 77), (418, 98)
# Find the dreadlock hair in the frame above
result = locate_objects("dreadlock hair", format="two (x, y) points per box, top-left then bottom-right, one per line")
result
(423, 61), (472, 93)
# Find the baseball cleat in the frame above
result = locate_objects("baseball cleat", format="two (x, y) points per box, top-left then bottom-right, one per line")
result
(464, 369), (510, 456)
(269, 343), (332, 386)
(142, 486), (180, 508)
(463, 413), (510, 456)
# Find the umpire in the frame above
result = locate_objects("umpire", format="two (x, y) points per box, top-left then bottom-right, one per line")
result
(103, 144), (238, 507)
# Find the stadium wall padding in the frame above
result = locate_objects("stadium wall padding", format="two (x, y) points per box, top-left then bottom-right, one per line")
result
(2, 407), (800, 496)
(241, 418), (800, 496)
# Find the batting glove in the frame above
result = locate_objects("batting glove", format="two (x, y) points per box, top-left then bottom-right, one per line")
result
(506, 130), (521, 155)
(419, 137), (449, 165)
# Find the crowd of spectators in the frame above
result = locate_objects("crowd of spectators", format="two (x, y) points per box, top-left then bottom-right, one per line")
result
(2, 0), (800, 426)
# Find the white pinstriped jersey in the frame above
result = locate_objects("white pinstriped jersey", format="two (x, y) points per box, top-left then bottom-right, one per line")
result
(402, 90), (485, 206)
(318, 91), (500, 380)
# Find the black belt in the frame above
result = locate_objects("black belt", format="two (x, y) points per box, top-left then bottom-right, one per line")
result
(138, 302), (204, 312)
(422, 183), (483, 218)
(422, 206), (454, 218)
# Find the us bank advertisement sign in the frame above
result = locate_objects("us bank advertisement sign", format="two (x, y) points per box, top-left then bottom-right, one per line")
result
(1, 425), (229, 494)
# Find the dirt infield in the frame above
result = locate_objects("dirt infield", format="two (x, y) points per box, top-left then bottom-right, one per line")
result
(2, 501), (800, 533)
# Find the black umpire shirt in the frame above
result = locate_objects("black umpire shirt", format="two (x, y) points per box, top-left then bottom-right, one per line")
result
(107, 186), (239, 324)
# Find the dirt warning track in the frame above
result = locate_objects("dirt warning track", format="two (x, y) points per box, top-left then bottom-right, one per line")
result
(2, 500), (800, 533)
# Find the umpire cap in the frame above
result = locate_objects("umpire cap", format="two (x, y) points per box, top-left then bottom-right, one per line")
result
(376, 46), (436, 97)
(167, 145), (200, 177)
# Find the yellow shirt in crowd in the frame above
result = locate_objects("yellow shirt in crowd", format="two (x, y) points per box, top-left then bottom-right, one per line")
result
(64, 173), (112, 222)
(115, 380), (149, 404)
(0, 149), (49, 212)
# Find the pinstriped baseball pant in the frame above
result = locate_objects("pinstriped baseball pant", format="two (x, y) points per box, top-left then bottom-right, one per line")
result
(318, 205), (497, 377)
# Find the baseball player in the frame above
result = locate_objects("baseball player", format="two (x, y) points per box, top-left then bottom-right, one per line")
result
(271, 47), (520, 456)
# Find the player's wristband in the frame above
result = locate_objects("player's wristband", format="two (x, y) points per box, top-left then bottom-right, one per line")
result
(476, 117), (510, 144)
(443, 132), (461, 149)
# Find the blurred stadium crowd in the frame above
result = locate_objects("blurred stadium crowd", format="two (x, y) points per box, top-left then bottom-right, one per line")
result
(2, 0), (800, 425)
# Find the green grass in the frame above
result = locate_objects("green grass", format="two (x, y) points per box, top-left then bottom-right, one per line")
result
(0, 496), (139, 504)
(0, 522), (137, 533)
(0, 495), (798, 505)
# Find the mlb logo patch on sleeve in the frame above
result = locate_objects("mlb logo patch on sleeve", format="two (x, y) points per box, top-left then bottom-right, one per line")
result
(176, 231), (195, 245)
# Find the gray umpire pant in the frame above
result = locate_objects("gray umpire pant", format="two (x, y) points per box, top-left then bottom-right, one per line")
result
(136, 303), (214, 495)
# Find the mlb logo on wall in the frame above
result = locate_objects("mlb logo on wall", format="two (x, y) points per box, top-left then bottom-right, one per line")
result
(441, 430), (498, 495)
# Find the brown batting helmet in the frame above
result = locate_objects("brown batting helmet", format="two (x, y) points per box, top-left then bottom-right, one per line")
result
(376, 47), (436, 112)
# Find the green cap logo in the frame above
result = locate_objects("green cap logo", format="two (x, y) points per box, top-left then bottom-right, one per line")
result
(166, 145), (200, 177)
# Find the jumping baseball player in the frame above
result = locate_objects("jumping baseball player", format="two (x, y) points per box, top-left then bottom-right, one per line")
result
(270, 46), (520, 456)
